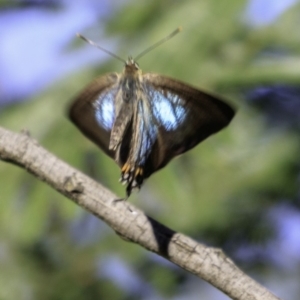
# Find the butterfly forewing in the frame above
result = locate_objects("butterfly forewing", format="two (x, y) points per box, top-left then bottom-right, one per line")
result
(69, 73), (120, 158)
(140, 74), (235, 172)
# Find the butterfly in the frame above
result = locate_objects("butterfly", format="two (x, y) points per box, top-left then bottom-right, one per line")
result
(69, 28), (235, 197)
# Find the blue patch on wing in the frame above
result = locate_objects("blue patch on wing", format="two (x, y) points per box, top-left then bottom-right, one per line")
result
(94, 91), (115, 131)
(149, 88), (187, 131)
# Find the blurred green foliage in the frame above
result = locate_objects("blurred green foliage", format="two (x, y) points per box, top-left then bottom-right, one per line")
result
(1, 0), (300, 299)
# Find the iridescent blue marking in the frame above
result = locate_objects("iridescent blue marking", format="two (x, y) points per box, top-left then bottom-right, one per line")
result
(94, 93), (115, 131)
(150, 89), (186, 131)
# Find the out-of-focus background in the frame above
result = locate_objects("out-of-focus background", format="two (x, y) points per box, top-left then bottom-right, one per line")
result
(1, 0), (300, 299)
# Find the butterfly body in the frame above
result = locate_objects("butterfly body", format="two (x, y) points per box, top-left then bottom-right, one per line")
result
(69, 57), (235, 197)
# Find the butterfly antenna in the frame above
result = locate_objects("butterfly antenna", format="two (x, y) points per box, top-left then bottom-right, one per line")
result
(134, 27), (182, 61)
(77, 33), (126, 64)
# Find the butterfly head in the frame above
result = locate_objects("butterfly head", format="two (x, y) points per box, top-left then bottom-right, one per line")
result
(124, 56), (140, 75)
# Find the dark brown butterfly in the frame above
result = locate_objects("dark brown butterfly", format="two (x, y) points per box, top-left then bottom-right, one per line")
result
(69, 28), (235, 197)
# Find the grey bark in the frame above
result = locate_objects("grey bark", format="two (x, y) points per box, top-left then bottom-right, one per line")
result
(0, 126), (282, 300)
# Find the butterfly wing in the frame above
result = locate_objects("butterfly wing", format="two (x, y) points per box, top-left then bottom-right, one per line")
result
(68, 73), (120, 159)
(141, 73), (235, 175)
(69, 70), (235, 196)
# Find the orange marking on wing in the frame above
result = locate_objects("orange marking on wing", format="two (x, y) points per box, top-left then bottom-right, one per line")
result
(121, 163), (130, 174)
(135, 167), (143, 177)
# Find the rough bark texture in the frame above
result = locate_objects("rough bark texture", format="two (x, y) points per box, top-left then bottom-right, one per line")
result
(0, 126), (282, 300)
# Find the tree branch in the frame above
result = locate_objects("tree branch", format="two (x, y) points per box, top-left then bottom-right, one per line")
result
(0, 126), (281, 300)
